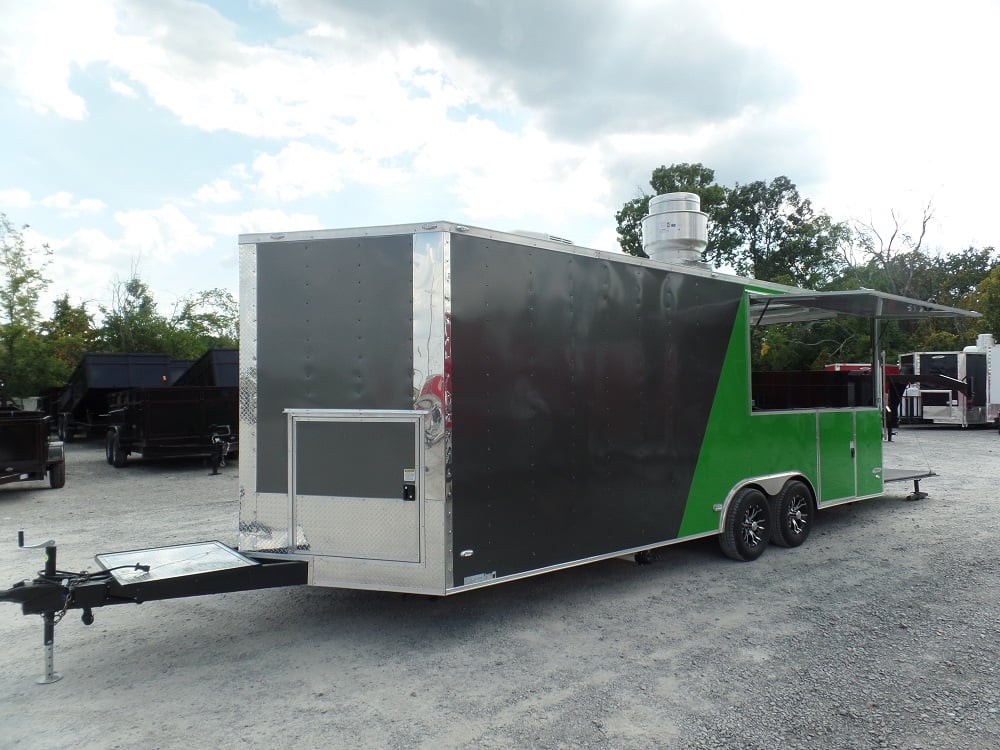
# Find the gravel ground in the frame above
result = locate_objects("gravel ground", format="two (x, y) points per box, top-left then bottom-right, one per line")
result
(0, 425), (997, 749)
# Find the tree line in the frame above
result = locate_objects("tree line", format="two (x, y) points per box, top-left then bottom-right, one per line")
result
(617, 163), (999, 369)
(1, 213), (238, 399)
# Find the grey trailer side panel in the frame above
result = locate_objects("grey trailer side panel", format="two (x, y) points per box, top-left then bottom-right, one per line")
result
(254, 236), (414, 495)
(448, 234), (743, 584)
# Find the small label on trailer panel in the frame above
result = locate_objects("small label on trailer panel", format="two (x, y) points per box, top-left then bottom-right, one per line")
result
(403, 469), (416, 482)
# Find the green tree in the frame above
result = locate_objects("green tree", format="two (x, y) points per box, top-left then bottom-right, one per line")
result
(170, 288), (239, 355)
(97, 274), (172, 353)
(38, 295), (97, 386)
(967, 262), (1000, 336)
(96, 274), (239, 359)
(0, 213), (52, 397)
(710, 176), (849, 287)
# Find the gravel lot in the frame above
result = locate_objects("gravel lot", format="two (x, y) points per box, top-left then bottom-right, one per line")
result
(1, 425), (997, 750)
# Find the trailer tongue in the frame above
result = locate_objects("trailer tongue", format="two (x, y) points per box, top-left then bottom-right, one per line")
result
(2, 534), (307, 683)
(0, 211), (982, 683)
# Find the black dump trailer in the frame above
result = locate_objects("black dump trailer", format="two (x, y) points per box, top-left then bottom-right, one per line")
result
(104, 348), (239, 466)
(0, 409), (65, 489)
(168, 359), (195, 385)
(174, 348), (238, 387)
(104, 385), (238, 468)
(55, 353), (175, 441)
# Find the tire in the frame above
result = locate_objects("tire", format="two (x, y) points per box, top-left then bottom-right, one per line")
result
(105, 430), (115, 465)
(771, 480), (814, 548)
(108, 431), (127, 468)
(58, 415), (73, 442)
(48, 462), (66, 489)
(720, 487), (770, 561)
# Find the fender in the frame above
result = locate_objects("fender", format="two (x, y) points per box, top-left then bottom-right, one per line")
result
(713, 472), (817, 532)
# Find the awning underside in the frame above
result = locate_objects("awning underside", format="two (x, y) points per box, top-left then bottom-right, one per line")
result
(749, 290), (981, 325)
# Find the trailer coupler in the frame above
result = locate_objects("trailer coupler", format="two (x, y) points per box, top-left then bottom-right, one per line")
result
(2, 534), (309, 684)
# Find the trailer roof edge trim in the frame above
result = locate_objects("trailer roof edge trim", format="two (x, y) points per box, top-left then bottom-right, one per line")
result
(749, 290), (981, 325)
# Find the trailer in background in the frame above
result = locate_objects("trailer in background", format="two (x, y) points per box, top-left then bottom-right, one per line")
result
(104, 386), (238, 468)
(0, 409), (65, 489)
(895, 333), (999, 428)
(174, 348), (238, 387)
(55, 353), (175, 441)
(103, 350), (239, 467)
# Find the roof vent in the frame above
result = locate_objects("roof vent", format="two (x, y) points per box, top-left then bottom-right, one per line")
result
(511, 230), (574, 245)
(641, 192), (708, 265)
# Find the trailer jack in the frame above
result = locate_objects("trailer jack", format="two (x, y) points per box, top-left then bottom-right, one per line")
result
(905, 478), (929, 501)
(14, 531), (64, 684)
(209, 425), (234, 476)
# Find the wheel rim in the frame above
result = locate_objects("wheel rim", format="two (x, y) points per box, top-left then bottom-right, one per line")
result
(785, 494), (809, 535)
(740, 503), (767, 548)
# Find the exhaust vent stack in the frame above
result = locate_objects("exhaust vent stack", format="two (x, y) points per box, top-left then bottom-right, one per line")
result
(641, 192), (708, 265)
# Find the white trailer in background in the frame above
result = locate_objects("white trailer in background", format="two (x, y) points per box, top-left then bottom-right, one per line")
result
(897, 333), (999, 428)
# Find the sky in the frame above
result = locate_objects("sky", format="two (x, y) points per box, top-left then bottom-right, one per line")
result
(1, 0), (998, 319)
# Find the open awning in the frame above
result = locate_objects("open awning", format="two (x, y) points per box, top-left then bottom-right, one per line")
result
(748, 290), (981, 326)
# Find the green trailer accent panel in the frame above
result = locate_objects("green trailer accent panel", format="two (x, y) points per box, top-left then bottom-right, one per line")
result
(855, 409), (884, 496)
(680, 299), (822, 536)
(680, 295), (887, 536)
(819, 411), (856, 501)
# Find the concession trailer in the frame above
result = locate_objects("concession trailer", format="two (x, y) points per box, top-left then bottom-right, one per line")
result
(894, 333), (999, 429)
(1, 193), (980, 682)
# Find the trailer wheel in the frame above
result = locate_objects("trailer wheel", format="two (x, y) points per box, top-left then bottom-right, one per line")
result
(48, 462), (66, 489)
(771, 480), (813, 548)
(720, 487), (770, 561)
(58, 415), (73, 442)
(106, 431), (127, 468)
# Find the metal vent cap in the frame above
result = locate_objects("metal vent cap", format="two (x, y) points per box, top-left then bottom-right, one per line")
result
(641, 191), (708, 265)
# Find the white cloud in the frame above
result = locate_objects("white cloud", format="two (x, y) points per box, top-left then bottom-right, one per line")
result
(109, 78), (137, 98)
(40, 192), (107, 216)
(251, 142), (408, 201)
(208, 208), (323, 237)
(0, 0), (119, 119)
(114, 204), (215, 260)
(194, 179), (241, 204)
(415, 120), (611, 225)
(0, 189), (33, 209)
